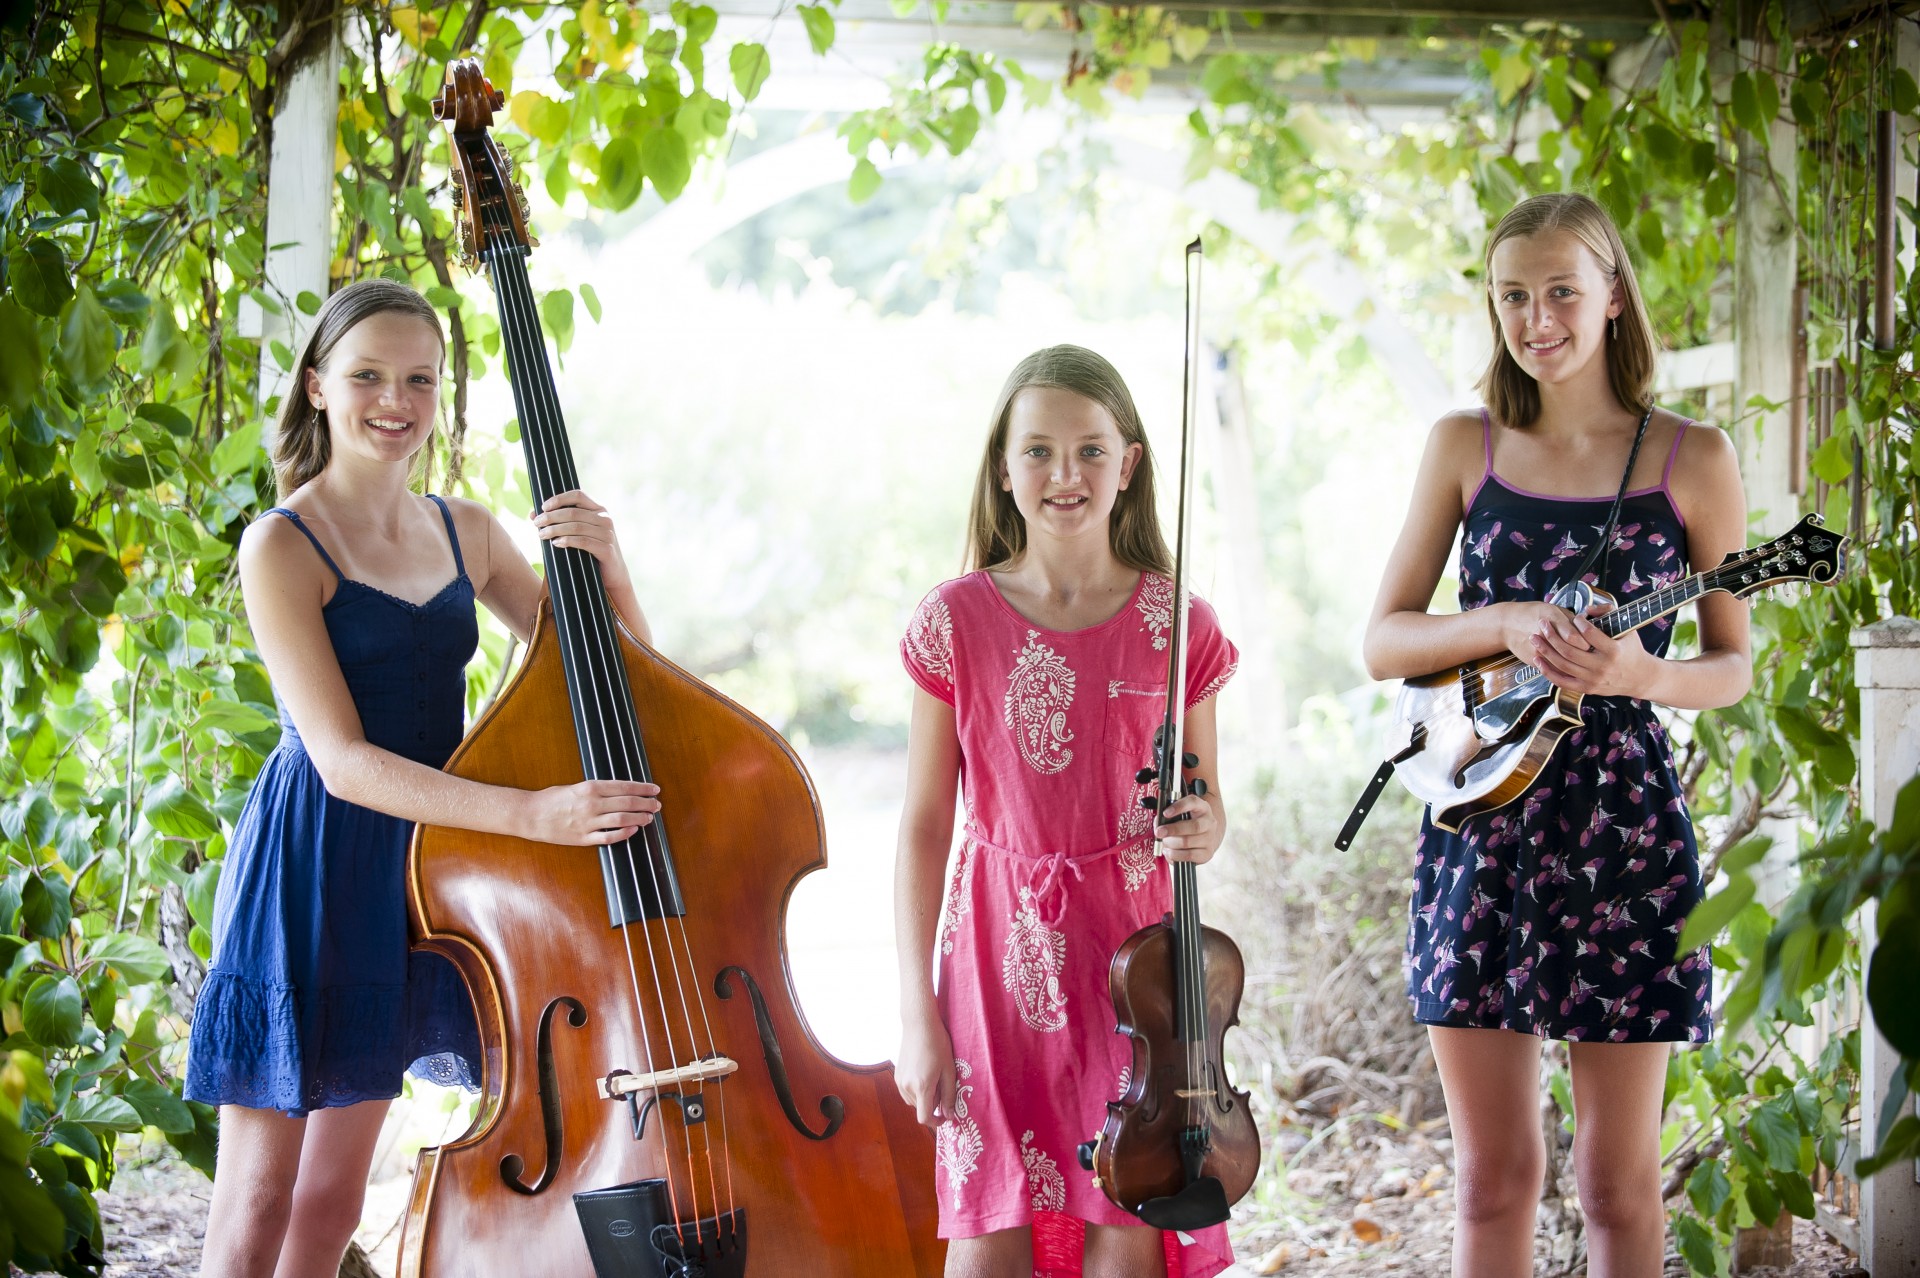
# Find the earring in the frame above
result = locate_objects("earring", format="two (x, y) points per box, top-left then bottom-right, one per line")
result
(1610, 318), (1618, 340)
(311, 397), (325, 409)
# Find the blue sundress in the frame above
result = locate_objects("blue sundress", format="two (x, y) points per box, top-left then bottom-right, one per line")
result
(1403, 412), (1713, 1043)
(185, 495), (481, 1113)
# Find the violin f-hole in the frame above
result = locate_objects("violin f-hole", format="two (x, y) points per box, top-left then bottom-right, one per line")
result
(500, 996), (587, 1195)
(714, 965), (846, 1141)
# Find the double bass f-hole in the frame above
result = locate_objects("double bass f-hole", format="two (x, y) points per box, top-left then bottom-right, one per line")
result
(715, 964), (846, 1141)
(500, 996), (588, 1195)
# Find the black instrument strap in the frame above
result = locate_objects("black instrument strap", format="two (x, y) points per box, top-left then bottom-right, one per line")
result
(1560, 404), (1655, 595)
(1333, 404), (1656, 851)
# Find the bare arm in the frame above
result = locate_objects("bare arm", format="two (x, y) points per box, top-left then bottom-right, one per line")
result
(1531, 424), (1753, 710)
(1364, 413), (1553, 679)
(893, 687), (961, 1127)
(242, 516), (658, 844)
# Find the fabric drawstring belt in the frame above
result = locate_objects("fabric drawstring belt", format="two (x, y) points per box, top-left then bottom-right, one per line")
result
(964, 826), (1152, 924)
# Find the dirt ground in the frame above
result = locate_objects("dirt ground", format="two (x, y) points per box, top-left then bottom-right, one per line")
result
(93, 1120), (1860, 1278)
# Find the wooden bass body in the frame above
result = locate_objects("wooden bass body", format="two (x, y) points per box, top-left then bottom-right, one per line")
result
(399, 604), (942, 1277)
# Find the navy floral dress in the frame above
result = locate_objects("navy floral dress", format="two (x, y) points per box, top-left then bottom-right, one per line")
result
(1404, 413), (1713, 1044)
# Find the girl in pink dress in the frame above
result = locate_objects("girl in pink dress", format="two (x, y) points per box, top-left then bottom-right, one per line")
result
(894, 345), (1239, 1278)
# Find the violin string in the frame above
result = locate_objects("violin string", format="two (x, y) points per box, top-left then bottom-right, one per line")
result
(492, 230), (729, 1233)
(486, 223), (706, 1244)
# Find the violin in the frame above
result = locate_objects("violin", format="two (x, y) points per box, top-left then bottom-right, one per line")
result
(398, 59), (942, 1277)
(1076, 239), (1261, 1231)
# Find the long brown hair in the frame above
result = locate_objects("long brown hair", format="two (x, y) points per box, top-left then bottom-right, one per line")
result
(1477, 192), (1657, 428)
(965, 345), (1172, 575)
(272, 278), (445, 498)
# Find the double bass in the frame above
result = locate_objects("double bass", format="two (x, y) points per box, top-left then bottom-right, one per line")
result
(399, 61), (942, 1277)
(1077, 239), (1261, 1231)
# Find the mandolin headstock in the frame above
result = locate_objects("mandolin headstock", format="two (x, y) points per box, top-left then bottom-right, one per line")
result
(1712, 513), (1848, 599)
(432, 59), (534, 270)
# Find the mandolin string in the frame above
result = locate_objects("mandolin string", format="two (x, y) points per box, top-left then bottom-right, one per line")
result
(493, 232), (733, 1228)
(484, 218), (708, 1243)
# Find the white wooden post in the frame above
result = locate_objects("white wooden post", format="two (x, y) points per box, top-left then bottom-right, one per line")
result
(237, 20), (341, 440)
(1733, 42), (1798, 534)
(1852, 617), (1920, 1273)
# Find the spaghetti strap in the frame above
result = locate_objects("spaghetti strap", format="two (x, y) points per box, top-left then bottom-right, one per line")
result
(426, 494), (467, 577)
(1659, 419), (1693, 490)
(265, 508), (345, 582)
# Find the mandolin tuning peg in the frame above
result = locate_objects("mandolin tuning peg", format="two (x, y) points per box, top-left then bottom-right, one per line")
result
(1182, 752), (1198, 768)
(1135, 767), (1156, 785)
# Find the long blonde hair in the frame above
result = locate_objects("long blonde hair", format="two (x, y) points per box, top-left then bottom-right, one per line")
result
(272, 279), (445, 498)
(965, 345), (1171, 575)
(1477, 193), (1657, 428)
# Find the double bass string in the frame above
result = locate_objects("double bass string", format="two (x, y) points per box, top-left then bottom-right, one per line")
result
(486, 237), (711, 1246)
(485, 220), (736, 1236)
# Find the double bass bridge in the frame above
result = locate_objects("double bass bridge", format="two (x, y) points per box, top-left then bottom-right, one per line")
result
(598, 1055), (739, 1140)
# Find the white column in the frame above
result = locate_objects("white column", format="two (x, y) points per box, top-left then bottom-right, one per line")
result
(1851, 616), (1920, 1273)
(237, 22), (341, 439)
(1733, 43), (1798, 533)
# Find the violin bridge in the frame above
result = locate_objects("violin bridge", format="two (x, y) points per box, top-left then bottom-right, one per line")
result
(597, 1055), (739, 1099)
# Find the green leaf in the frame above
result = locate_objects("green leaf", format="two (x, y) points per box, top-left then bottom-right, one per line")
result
(88, 934), (171, 985)
(0, 1159), (66, 1255)
(55, 285), (116, 396)
(798, 4), (835, 55)
(135, 402), (194, 437)
(1867, 917), (1920, 1056)
(1687, 1158), (1730, 1217)
(1172, 23), (1209, 62)
(22, 974), (84, 1048)
(143, 778), (221, 840)
(210, 420), (262, 479)
(1747, 1098), (1801, 1173)
(598, 135), (645, 211)
(1744, 1168), (1781, 1226)
(641, 127), (691, 202)
(729, 43), (771, 102)
(579, 282), (602, 324)
(1895, 68), (1920, 116)
(1674, 1213), (1718, 1274)
(7, 237), (73, 317)
(1681, 873), (1755, 950)
(38, 157), (98, 221)
(540, 288), (575, 355)
(64, 1092), (143, 1132)
(49, 1121), (100, 1164)
(189, 698), (275, 737)
(848, 157), (882, 204)
(1858, 1114), (1920, 1175)
(0, 298), (43, 411)
(19, 873), (72, 940)
(94, 278), (150, 325)
(1771, 1169), (1815, 1219)
(121, 1078), (193, 1134)
(1491, 50), (1531, 105)
(1809, 431), (1852, 484)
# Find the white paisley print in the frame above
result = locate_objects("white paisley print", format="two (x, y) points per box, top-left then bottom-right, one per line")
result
(1004, 631), (1076, 775)
(938, 839), (976, 957)
(1020, 1130), (1067, 1212)
(1135, 573), (1176, 650)
(904, 595), (955, 688)
(1116, 777), (1158, 892)
(935, 1058), (983, 1200)
(1002, 886), (1069, 1032)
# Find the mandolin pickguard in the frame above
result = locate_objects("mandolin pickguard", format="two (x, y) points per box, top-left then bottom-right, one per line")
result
(1392, 672), (1584, 832)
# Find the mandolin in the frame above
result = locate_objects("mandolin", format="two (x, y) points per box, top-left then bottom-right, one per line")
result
(1337, 513), (1846, 847)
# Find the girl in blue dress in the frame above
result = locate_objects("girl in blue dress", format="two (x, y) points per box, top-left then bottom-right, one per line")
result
(186, 279), (661, 1277)
(1362, 194), (1753, 1277)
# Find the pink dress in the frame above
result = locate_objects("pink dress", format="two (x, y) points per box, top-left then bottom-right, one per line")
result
(901, 569), (1238, 1276)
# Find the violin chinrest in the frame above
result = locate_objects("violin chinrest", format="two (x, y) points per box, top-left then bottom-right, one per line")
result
(1135, 1175), (1229, 1232)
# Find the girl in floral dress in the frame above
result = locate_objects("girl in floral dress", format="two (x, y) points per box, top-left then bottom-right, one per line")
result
(895, 345), (1238, 1278)
(1363, 194), (1753, 1276)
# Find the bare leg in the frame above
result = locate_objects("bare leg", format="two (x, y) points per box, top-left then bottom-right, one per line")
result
(1568, 1042), (1669, 1277)
(1428, 1026), (1545, 1278)
(270, 1100), (391, 1278)
(200, 1106), (306, 1278)
(945, 1226), (1033, 1278)
(1082, 1222), (1166, 1278)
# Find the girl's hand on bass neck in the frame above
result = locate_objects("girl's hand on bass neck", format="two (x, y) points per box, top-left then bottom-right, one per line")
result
(515, 778), (662, 846)
(533, 490), (632, 597)
(1530, 608), (1657, 699)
